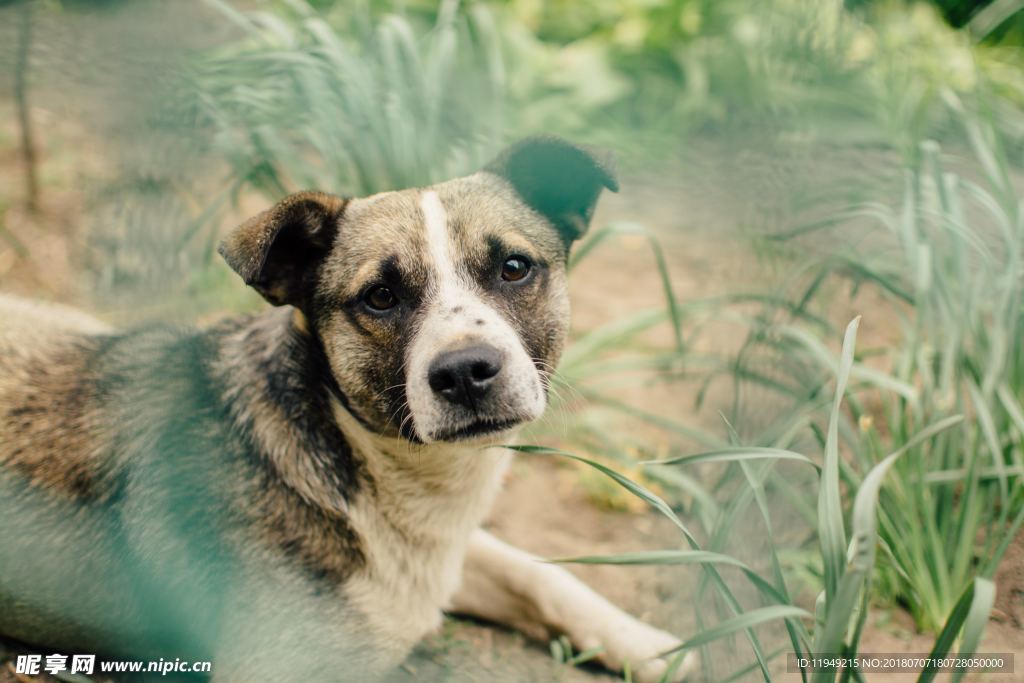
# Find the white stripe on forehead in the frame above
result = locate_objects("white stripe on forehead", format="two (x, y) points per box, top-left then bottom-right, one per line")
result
(420, 190), (460, 294)
(406, 190), (546, 441)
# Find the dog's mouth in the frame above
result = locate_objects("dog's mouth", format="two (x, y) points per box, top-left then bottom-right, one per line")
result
(431, 417), (524, 443)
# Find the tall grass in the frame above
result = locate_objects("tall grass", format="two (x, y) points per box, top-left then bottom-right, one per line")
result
(194, 0), (1024, 186)
(513, 318), (995, 682)
(708, 109), (1024, 633)
(490, 0), (1024, 160)
(196, 0), (507, 200)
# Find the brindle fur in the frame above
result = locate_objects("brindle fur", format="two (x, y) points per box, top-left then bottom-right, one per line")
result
(0, 138), (695, 682)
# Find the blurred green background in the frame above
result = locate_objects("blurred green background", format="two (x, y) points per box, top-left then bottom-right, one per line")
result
(0, 0), (1023, 681)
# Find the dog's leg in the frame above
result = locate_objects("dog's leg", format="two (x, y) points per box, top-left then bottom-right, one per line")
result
(450, 529), (697, 683)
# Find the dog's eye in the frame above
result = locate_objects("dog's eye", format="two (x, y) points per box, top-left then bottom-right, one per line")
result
(500, 256), (531, 282)
(364, 285), (398, 311)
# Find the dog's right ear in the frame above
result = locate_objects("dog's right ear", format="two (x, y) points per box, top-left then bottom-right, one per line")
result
(218, 191), (347, 307)
(485, 136), (618, 246)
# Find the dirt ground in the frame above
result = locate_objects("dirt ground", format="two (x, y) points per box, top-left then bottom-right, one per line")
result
(1, 5), (1023, 678)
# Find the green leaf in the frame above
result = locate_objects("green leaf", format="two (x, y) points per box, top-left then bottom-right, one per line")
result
(644, 447), (820, 470)
(813, 415), (964, 669)
(819, 318), (859, 605)
(570, 222), (684, 353)
(658, 649), (695, 683)
(660, 606), (812, 656)
(551, 549), (747, 568)
(917, 577), (995, 683)
(507, 444), (778, 680)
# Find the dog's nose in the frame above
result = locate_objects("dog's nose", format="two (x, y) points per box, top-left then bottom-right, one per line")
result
(427, 345), (503, 409)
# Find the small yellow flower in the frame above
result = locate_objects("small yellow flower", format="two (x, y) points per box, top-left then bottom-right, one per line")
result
(846, 30), (876, 65)
(613, 16), (650, 50)
(679, 5), (702, 36)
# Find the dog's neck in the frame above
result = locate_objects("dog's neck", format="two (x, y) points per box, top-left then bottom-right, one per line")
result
(216, 307), (512, 534)
(332, 397), (513, 537)
(214, 307), (364, 517)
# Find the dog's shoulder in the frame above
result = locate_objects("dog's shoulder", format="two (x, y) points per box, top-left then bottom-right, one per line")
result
(0, 295), (122, 499)
(0, 297), (238, 502)
(0, 294), (112, 340)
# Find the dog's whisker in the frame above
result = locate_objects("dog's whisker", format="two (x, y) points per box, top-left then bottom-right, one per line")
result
(380, 399), (414, 441)
(0, 135), (674, 683)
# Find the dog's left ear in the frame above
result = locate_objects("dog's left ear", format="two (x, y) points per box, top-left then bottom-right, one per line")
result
(485, 136), (618, 244)
(218, 191), (347, 307)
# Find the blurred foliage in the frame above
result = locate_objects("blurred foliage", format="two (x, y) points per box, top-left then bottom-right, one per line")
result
(197, 0), (507, 198)
(193, 0), (1024, 187)
(520, 325), (992, 683)
(701, 111), (1024, 633)
(493, 0), (1024, 158)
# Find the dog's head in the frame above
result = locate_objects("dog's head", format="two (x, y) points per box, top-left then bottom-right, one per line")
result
(219, 137), (617, 444)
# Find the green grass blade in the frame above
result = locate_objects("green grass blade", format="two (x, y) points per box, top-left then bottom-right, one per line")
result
(812, 570), (866, 683)
(550, 549), (747, 567)
(717, 648), (788, 683)
(507, 444), (779, 680)
(981, 490), (1024, 578)
(819, 317), (859, 605)
(813, 414), (965, 674)
(967, 379), (1009, 503)
(658, 650), (695, 683)
(575, 388), (728, 449)
(917, 577), (996, 683)
(569, 222), (684, 352)
(550, 549), (804, 613)
(506, 446), (699, 541)
(950, 577), (996, 683)
(659, 606), (812, 657)
(558, 309), (667, 373)
(643, 447), (820, 470)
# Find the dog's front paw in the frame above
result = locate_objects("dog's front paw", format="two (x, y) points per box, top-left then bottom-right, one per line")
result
(572, 612), (698, 683)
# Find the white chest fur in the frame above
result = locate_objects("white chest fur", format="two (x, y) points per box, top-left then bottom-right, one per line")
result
(333, 403), (512, 662)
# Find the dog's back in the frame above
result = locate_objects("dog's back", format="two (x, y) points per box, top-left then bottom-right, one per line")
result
(0, 295), (112, 338)
(0, 295), (147, 652)
(0, 296), (237, 660)
(1, 295), (113, 495)
(0, 297), (381, 676)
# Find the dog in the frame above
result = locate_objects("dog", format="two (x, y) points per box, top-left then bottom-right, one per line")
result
(0, 137), (696, 682)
